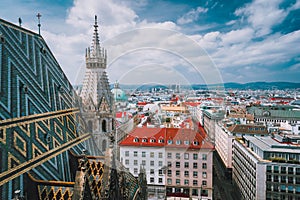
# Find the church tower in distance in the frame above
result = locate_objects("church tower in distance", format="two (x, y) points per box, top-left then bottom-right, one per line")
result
(80, 15), (114, 153)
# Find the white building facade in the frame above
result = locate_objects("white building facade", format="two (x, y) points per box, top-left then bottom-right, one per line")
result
(119, 127), (214, 200)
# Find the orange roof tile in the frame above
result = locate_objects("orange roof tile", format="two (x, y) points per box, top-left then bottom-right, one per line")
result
(119, 126), (214, 149)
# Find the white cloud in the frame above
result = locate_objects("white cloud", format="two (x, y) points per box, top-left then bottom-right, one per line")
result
(235, 0), (287, 37)
(7, 0), (298, 84)
(177, 7), (208, 25)
(221, 28), (254, 45)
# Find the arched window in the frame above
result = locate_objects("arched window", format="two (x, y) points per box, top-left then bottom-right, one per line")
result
(88, 120), (93, 133)
(112, 119), (115, 130)
(102, 120), (107, 132)
(102, 140), (107, 152)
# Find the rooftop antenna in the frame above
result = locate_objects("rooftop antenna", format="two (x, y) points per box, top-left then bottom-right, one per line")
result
(36, 13), (42, 35)
(18, 17), (22, 27)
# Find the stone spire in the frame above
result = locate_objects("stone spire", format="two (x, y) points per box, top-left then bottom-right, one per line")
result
(80, 15), (113, 111)
(91, 15), (101, 58)
(80, 16), (114, 154)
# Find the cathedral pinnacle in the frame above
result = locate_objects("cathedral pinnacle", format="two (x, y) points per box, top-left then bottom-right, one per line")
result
(91, 15), (101, 58)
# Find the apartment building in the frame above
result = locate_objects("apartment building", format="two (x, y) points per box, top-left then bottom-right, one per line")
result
(119, 126), (214, 199)
(233, 135), (300, 200)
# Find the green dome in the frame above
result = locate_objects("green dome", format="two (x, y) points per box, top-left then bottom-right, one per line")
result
(111, 82), (127, 102)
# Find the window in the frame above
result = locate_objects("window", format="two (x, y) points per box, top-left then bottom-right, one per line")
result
(125, 151), (129, 157)
(150, 177), (154, 183)
(125, 159), (129, 165)
(142, 152), (146, 157)
(281, 166), (286, 173)
(176, 162), (180, 168)
(201, 189), (208, 197)
(193, 171), (198, 178)
(202, 163), (207, 169)
(193, 162), (198, 169)
(176, 179), (180, 185)
(134, 160), (138, 165)
(133, 137), (139, 142)
(176, 153), (180, 159)
(159, 152), (163, 158)
(159, 169), (163, 175)
(158, 138), (164, 143)
(150, 169), (154, 175)
(167, 161), (172, 167)
(267, 175), (272, 181)
(167, 153), (172, 158)
(142, 138), (147, 142)
(192, 189), (198, 196)
(134, 151), (138, 157)
(176, 140), (181, 145)
(202, 154), (207, 160)
(193, 140), (199, 145)
(142, 160), (146, 166)
(150, 160), (154, 166)
(281, 176), (286, 183)
(184, 171), (189, 177)
(167, 178), (172, 185)
(176, 170), (180, 176)
(167, 170), (172, 176)
(193, 153), (198, 160)
(167, 139), (173, 144)
(150, 138), (155, 143)
(296, 168), (300, 175)
(184, 140), (190, 145)
(288, 167), (294, 174)
(150, 152), (154, 158)
(184, 162), (189, 168)
(158, 161), (163, 166)
(158, 178), (163, 183)
(184, 153), (189, 160)
(202, 180), (207, 186)
(184, 180), (189, 185)
(102, 120), (107, 132)
(193, 180), (198, 186)
(134, 168), (138, 174)
(202, 172), (207, 178)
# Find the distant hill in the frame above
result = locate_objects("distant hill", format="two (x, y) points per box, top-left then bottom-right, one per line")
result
(73, 82), (300, 91)
(190, 82), (300, 90)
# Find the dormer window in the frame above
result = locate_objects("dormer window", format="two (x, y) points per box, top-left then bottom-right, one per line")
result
(133, 137), (139, 142)
(142, 138), (148, 142)
(193, 140), (199, 145)
(167, 139), (173, 144)
(184, 140), (190, 145)
(150, 138), (156, 143)
(176, 140), (181, 145)
(158, 138), (164, 143)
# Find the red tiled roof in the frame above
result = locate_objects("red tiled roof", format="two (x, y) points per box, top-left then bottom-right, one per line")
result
(137, 102), (148, 106)
(183, 102), (201, 107)
(115, 111), (132, 118)
(119, 126), (214, 149)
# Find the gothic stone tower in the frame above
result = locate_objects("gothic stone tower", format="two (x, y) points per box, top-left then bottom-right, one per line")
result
(80, 16), (114, 153)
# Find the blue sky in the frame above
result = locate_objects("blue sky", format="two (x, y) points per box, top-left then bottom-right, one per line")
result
(1, 0), (300, 85)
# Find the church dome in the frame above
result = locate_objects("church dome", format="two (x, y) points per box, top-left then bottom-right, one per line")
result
(111, 82), (127, 102)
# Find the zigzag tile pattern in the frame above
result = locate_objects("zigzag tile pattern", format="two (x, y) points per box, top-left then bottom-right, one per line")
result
(0, 19), (87, 199)
(0, 19), (74, 120)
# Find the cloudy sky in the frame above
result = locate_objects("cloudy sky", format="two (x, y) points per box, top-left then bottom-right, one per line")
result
(1, 0), (300, 85)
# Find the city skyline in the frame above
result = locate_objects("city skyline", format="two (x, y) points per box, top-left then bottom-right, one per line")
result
(1, 0), (299, 85)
